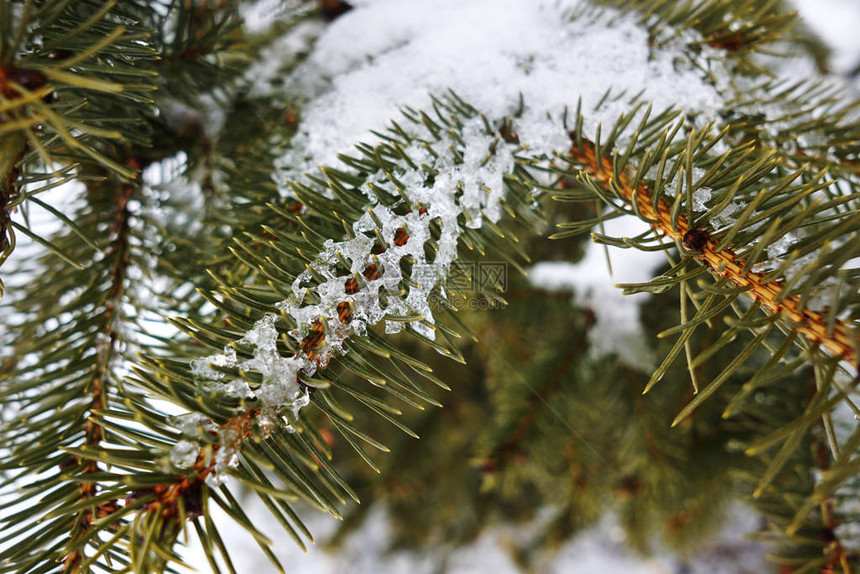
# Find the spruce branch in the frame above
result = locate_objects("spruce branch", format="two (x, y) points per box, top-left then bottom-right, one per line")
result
(0, 2), (158, 277)
(552, 94), (859, 571)
(565, 138), (857, 368)
(811, 416), (854, 574)
(63, 163), (136, 573)
(0, 131), (26, 290)
(596, 0), (800, 65)
(0, 161), (152, 572)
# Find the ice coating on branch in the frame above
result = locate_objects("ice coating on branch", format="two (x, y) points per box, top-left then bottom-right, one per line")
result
(747, 232), (846, 312)
(767, 232), (799, 260)
(280, 115), (517, 343)
(190, 347), (236, 380)
(710, 201), (742, 231)
(207, 429), (240, 487)
(190, 314), (309, 410)
(174, 315), (308, 476)
(174, 111), (519, 474)
(692, 188), (712, 212)
(645, 167), (712, 213)
(239, 314), (308, 407)
(691, 168), (712, 211)
(171, 413), (217, 438)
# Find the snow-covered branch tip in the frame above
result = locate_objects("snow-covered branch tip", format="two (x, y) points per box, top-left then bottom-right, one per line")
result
(168, 104), (536, 485)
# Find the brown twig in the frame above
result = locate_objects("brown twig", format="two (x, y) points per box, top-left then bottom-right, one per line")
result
(567, 140), (858, 369)
(64, 165), (136, 573)
(810, 376), (854, 574)
(0, 136), (27, 268)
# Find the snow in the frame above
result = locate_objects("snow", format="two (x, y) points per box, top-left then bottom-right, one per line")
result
(276, 0), (725, 175)
(529, 215), (662, 369)
(240, 0), (310, 35)
(178, 501), (766, 574)
(790, 0), (860, 76)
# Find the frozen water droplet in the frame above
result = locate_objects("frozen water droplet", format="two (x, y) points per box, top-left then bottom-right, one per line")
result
(170, 440), (199, 469)
(692, 187), (711, 212)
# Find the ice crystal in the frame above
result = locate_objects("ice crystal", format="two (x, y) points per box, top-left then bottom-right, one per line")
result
(277, 113), (517, 351)
(172, 413), (216, 439)
(710, 201), (742, 231)
(169, 440), (199, 469)
(767, 233), (798, 260)
(692, 187), (712, 212)
(190, 347), (236, 380)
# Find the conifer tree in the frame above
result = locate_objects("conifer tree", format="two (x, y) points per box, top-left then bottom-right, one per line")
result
(0, 1), (857, 573)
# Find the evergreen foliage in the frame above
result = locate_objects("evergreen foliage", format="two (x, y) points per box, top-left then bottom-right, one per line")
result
(0, 0), (857, 573)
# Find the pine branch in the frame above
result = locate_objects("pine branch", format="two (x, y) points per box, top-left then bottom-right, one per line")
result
(811, 418), (854, 574)
(553, 94), (859, 570)
(63, 165), (135, 573)
(566, 138), (857, 368)
(0, 131), (26, 291)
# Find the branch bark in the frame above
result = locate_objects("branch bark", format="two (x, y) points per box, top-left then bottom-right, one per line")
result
(568, 140), (858, 369)
(64, 166), (136, 573)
